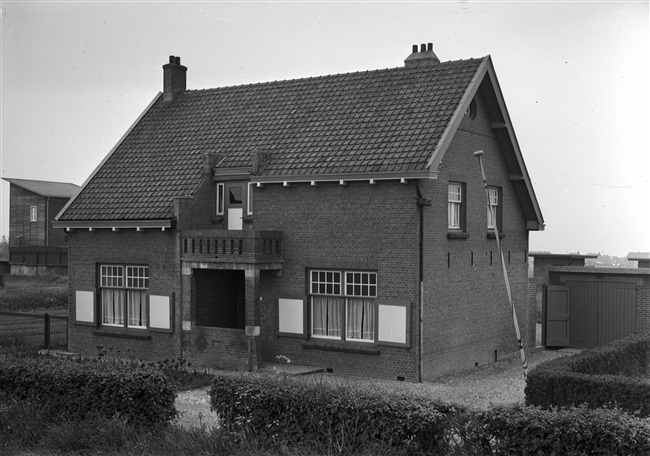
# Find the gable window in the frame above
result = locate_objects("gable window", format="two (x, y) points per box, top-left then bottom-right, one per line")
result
(448, 183), (465, 230)
(30, 206), (38, 222)
(310, 269), (376, 342)
(487, 187), (501, 230)
(100, 264), (149, 328)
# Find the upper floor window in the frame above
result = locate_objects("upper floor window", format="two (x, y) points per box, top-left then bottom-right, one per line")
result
(448, 183), (465, 230)
(310, 269), (376, 343)
(30, 206), (37, 222)
(487, 187), (501, 230)
(100, 264), (149, 329)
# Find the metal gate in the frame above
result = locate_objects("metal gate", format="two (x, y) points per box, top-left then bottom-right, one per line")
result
(545, 280), (636, 349)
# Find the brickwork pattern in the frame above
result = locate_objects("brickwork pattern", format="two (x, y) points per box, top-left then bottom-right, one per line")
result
(419, 90), (533, 379)
(254, 180), (421, 381)
(67, 229), (181, 361)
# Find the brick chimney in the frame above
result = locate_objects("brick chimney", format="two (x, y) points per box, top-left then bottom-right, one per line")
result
(163, 55), (187, 101)
(404, 43), (440, 68)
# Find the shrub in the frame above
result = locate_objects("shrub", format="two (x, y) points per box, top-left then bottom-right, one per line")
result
(525, 333), (650, 417)
(209, 371), (461, 455)
(0, 355), (176, 426)
(470, 404), (650, 456)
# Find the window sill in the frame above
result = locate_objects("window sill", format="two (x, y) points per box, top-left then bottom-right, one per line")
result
(447, 232), (470, 240)
(302, 340), (380, 356)
(486, 232), (506, 239)
(93, 329), (152, 341)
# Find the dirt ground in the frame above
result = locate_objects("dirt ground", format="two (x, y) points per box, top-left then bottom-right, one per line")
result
(173, 347), (573, 430)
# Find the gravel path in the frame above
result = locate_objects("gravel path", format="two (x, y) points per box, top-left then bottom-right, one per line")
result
(173, 348), (572, 429)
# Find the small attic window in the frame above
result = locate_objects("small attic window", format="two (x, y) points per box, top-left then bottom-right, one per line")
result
(465, 99), (477, 120)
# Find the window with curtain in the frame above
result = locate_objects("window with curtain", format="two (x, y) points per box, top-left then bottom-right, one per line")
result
(100, 265), (149, 328)
(310, 269), (377, 342)
(448, 183), (464, 230)
(487, 187), (500, 230)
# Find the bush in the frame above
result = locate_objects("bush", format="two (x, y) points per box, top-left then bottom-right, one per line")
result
(525, 333), (650, 417)
(0, 355), (176, 426)
(209, 371), (461, 455)
(470, 404), (650, 456)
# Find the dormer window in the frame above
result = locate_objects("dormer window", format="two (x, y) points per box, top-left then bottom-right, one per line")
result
(216, 181), (251, 230)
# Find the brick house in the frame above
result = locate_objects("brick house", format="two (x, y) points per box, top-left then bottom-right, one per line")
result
(2, 178), (79, 275)
(54, 44), (544, 381)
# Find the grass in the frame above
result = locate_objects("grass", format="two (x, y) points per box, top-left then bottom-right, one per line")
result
(0, 274), (68, 312)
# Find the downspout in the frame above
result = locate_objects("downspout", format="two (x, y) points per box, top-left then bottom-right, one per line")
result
(416, 187), (431, 382)
(45, 197), (50, 246)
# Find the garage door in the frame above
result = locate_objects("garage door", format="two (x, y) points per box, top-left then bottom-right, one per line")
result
(561, 280), (636, 349)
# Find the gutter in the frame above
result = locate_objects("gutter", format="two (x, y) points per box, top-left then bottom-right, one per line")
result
(416, 188), (431, 382)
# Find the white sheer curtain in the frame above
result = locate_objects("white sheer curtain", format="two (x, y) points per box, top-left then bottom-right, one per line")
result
(102, 288), (125, 325)
(346, 298), (375, 341)
(312, 296), (342, 337)
(128, 290), (147, 327)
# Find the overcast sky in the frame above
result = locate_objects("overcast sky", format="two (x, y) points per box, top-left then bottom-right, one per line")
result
(1, 1), (648, 256)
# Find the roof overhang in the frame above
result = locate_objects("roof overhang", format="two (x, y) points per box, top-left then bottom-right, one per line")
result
(52, 219), (172, 232)
(251, 169), (436, 186)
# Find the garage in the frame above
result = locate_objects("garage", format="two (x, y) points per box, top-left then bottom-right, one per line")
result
(546, 277), (637, 349)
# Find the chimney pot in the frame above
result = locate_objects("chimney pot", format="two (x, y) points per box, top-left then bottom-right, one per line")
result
(420, 43), (426, 52)
(428, 43), (433, 51)
(412, 44), (418, 53)
(175, 56), (181, 65)
(169, 55), (175, 64)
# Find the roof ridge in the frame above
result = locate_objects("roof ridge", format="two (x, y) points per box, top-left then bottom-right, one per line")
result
(185, 57), (484, 94)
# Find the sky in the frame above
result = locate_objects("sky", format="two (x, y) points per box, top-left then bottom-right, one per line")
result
(1, 1), (648, 257)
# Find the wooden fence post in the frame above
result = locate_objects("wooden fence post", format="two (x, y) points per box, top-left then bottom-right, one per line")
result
(44, 313), (51, 350)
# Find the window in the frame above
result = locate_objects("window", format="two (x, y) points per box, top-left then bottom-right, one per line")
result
(310, 269), (376, 342)
(30, 206), (37, 222)
(247, 182), (254, 215)
(216, 183), (224, 215)
(100, 265), (149, 328)
(487, 187), (500, 230)
(448, 183), (465, 230)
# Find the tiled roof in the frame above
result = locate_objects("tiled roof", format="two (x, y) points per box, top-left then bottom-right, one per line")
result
(3, 178), (80, 198)
(59, 58), (484, 221)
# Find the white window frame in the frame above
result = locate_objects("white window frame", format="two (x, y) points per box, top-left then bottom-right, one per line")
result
(100, 264), (149, 329)
(310, 269), (377, 343)
(448, 183), (463, 230)
(247, 182), (253, 215)
(487, 187), (499, 230)
(216, 183), (225, 215)
(30, 205), (38, 222)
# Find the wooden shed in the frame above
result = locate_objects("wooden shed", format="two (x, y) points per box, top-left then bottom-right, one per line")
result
(530, 253), (650, 349)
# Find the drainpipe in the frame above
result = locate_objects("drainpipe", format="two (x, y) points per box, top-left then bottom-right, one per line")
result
(416, 188), (431, 383)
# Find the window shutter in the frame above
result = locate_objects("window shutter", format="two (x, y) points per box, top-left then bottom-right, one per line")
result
(277, 298), (308, 338)
(377, 301), (411, 347)
(75, 289), (97, 325)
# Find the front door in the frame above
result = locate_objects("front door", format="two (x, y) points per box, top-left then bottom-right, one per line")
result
(226, 183), (244, 230)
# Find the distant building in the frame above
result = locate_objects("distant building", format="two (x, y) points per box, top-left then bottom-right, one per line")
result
(2, 178), (79, 275)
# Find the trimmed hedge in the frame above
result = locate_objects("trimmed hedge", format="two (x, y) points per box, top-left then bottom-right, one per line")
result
(0, 355), (176, 426)
(209, 371), (461, 455)
(525, 334), (650, 417)
(470, 404), (650, 456)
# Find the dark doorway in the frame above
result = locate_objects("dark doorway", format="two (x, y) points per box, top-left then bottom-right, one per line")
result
(194, 269), (245, 329)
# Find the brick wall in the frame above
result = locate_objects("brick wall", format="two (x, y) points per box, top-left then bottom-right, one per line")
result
(419, 89), (533, 379)
(67, 229), (181, 361)
(254, 180), (421, 381)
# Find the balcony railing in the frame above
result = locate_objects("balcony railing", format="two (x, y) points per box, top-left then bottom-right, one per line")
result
(181, 229), (282, 266)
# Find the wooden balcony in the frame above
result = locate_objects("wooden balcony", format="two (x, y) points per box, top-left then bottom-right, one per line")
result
(181, 229), (282, 269)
